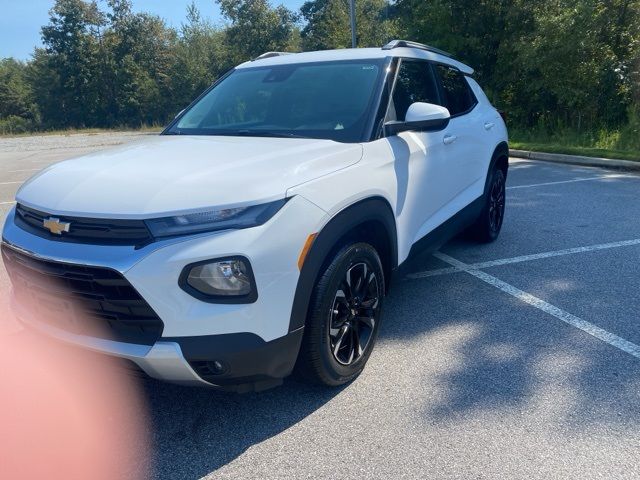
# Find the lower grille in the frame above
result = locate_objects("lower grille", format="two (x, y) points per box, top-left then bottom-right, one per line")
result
(1, 243), (164, 346)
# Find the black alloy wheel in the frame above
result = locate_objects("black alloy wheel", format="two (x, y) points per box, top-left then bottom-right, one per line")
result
(469, 167), (506, 243)
(329, 261), (380, 366)
(488, 170), (506, 235)
(296, 242), (385, 386)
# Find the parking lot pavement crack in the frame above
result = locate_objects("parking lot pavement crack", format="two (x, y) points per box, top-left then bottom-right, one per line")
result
(406, 265), (462, 279)
(432, 251), (640, 361)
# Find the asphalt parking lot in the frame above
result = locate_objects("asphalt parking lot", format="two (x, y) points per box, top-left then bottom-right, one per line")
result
(1, 134), (639, 479)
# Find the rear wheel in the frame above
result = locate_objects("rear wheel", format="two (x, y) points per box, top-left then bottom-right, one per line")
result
(296, 242), (384, 386)
(469, 167), (506, 243)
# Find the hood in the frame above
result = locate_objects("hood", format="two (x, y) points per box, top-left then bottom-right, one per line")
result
(16, 135), (362, 218)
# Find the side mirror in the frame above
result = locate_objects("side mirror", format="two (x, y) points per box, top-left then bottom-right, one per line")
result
(384, 102), (451, 136)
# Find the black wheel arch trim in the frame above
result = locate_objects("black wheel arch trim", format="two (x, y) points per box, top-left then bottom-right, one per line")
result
(288, 196), (398, 333)
(484, 141), (509, 196)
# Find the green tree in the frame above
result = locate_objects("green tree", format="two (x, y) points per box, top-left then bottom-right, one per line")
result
(0, 58), (39, 134)
(168, 2), (229, 112)
(0, 59), (37, 120)
(395, 0), (640, 136)
(395, 0), (533, 92)
(36, 0), (105, 127)
(101, 0), (176, 126)
(300, 0), (397, 50)
(508, 0), (640, 130)
(3, 0), (639, 148)
(217, 0), (299, 61)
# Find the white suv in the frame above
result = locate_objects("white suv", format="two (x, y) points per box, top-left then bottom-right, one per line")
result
(2, 41), (508, 392)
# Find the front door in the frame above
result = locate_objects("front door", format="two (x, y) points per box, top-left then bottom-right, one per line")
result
(385, 59), (469, 248)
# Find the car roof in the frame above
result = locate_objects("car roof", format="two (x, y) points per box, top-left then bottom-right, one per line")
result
(236, 47), (474, 75)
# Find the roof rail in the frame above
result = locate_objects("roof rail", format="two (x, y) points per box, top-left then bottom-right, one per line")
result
(382, 40), (453, 58)
(252, 51), (294, 61)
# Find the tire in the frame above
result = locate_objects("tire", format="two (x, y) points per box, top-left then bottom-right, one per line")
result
(469, 167), (506, 243)
(295, 242), (385, 386)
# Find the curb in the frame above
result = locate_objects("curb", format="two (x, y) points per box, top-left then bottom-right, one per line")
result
(510, 149), (640, 171)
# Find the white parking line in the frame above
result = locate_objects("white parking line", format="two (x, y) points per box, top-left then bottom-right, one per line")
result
(0, 201), (16, 205)
(0, 181), (23, 186)
(433, 252), (640, 360)
(7, 168), (41, 173)
(408, 238), (640, 279)
(507, 175), (627, 190)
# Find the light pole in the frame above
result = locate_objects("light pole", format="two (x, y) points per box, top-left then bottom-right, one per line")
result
(349, 0), (357, 48)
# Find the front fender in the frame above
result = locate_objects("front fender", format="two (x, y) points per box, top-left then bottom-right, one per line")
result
(287, 196), (397, 332)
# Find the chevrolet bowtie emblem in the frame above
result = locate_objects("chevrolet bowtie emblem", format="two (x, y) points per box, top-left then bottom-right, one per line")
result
(43, 217), (71, 235)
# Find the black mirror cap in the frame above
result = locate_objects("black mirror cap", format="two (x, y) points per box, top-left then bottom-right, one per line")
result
(383, 117), (450, 136)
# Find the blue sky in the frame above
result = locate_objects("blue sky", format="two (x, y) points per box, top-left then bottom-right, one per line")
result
(0, 0), (306, 60)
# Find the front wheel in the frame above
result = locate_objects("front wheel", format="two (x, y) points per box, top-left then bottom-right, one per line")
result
(469, 168), (506, 243)
(295, 242), (385, 386)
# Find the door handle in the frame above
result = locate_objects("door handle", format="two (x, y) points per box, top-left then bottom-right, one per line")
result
(443, 134), (457, 145)
(484, 122), (495, 130)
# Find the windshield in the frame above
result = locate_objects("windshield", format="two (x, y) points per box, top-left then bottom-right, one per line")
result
(167, 59), (385, 142)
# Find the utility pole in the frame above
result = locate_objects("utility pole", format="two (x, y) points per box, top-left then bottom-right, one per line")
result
(349, 0), (357, 48)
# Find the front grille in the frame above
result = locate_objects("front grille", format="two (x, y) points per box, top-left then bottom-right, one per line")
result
(1, 244), (164, 346)
(15, 203), (153, 247)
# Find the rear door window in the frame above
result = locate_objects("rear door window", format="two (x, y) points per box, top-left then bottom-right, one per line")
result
(435, 65), (477, 116)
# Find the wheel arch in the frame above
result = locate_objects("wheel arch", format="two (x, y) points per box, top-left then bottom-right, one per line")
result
(288, 196), (398, 333)
(481, 141), (509, 196)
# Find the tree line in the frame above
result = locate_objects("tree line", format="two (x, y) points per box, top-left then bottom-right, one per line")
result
(0, 0), (638, 150)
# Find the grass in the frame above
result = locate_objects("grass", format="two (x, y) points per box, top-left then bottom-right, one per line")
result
(509, 124), (640, 162)
(509, 141), (640, 162)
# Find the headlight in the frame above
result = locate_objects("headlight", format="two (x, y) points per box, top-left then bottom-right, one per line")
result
(145, 199), (287, 238)
(179, 257), (257, 303)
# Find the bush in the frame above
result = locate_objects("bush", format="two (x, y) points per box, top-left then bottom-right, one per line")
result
(617, 110), (640, 151)
(0, 115), (33, 135)
(510, 109), (640, 154)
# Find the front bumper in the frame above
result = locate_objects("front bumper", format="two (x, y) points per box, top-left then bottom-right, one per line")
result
(14, 296), (304, 391)
(2, 196), (327, 390)
(13, 296), (208, 386)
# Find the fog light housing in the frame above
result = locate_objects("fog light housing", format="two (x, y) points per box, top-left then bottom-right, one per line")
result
(179, 257), (257, 303)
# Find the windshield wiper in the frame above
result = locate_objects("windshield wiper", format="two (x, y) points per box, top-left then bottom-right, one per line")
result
(164, 129), (310, 138)
(233, 130), (309, 139)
